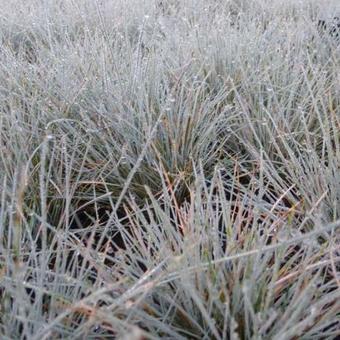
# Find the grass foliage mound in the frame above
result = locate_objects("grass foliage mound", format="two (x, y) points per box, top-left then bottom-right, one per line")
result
(0, 0), (339, 338)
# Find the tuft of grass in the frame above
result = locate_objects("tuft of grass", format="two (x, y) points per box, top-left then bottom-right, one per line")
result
(0, 0), (339, 338)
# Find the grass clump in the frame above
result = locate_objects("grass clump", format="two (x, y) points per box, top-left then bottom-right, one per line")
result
(0, 0), (339, 339)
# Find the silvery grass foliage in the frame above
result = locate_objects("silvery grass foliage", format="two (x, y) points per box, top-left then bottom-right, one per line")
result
(0, 0), (339, 338)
